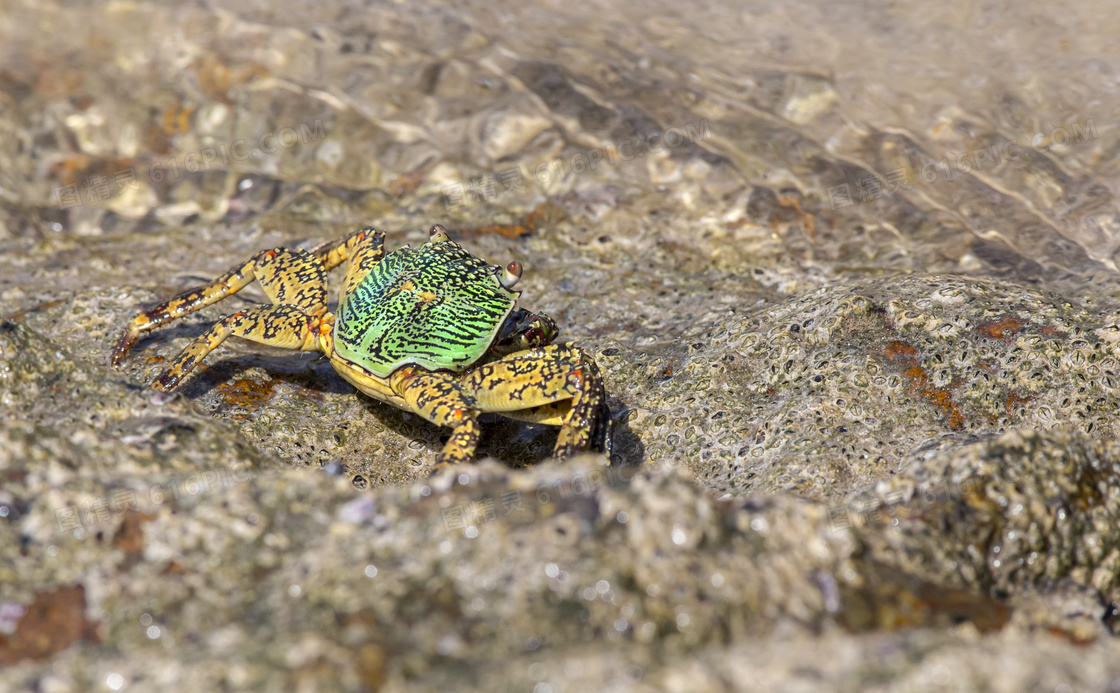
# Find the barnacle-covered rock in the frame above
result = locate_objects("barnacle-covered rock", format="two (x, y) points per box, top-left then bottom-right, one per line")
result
(625, 274), (1120, 499)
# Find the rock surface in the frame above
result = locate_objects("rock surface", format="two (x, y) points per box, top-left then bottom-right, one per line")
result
(3, 0), (1120, 690)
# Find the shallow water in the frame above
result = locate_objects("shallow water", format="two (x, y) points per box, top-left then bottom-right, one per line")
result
(3, 0), (1119, 298)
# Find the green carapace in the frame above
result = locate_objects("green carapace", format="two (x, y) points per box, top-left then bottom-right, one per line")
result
(333, 239), (518, 377)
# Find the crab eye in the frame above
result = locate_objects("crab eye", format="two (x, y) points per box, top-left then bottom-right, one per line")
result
(500, 260), (523, 289)
(428, 225), (451, 243)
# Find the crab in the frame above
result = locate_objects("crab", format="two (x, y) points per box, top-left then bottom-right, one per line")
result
(111, 225), (611, 471)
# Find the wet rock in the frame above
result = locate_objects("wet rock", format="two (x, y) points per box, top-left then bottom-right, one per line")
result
(2, 426), (1120, 690)
(4, 0), (1120, 689)
(629, 274), (1120, 499)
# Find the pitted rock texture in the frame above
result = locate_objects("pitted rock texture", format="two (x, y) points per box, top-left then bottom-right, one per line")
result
(625, 274), (1120, 499)
(3, 410), (1120, 690)
(852, 428), (1120, 610)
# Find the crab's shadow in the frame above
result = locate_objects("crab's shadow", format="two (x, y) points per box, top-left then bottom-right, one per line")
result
(183, 355), (352, 398)
(358, 390), (645, 469)
(159, 335), (644, 469)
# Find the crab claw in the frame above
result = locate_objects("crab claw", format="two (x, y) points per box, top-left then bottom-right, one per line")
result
(428, 225), (451, 243)
(500, 260), (523, 289)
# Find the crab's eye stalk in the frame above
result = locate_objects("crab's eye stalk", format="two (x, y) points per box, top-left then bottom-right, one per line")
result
(428, 225), (451, 243)
(500, 260), (523, 289)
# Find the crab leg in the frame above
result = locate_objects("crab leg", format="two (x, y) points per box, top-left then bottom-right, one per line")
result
(391, 344), (611, 468)
(307, 225), (383, 273)
(391, 367), (482, 470)
(130, 246), (330, 389)
(111, 256), (258, 366)
(111, 227), (377, 366)
(462, 343), (611, 458)
(309, 226), (385, 303)
(154, 304), (319, 390)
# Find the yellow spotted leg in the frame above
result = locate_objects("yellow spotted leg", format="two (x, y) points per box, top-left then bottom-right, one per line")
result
(149, 247), (328, 390)
(111, 227), (383, 367)
(392, 344), (610, 471)
(153, 304), (317, 390)
(311, 226), (385, 303)
(463, 343), (611, 458)
(391, 367), (482, 471)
